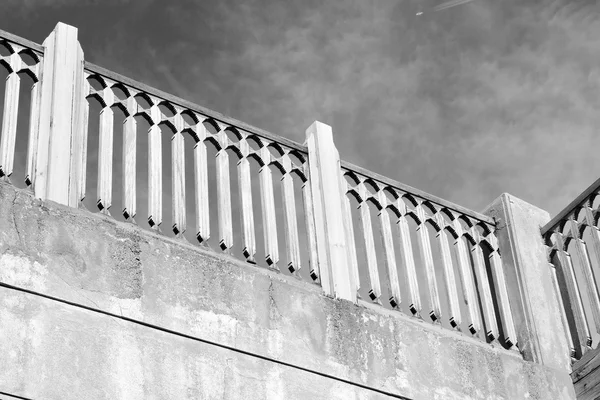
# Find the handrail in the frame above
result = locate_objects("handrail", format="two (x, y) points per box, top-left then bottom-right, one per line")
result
(541, 176), (600, 236)
(341, 160), (495, 225)
(84, 61), (307, 153)
(0, 28), (44, 54)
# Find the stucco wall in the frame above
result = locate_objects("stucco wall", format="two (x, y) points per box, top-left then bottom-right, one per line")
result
(0, 182), (575, 399)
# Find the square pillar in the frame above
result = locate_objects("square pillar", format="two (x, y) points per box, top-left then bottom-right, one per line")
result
(305, 121), (357, 302)
(34, 22), (86, 207)
(484, 193), (572, 372)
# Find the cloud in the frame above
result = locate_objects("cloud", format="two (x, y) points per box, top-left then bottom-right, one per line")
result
(206, 0), (600, 214)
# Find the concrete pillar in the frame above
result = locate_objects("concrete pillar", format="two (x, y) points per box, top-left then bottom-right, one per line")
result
(34, 22), (86, 207)
(484, 193), (572, 373)
(305, 121), (357, 302)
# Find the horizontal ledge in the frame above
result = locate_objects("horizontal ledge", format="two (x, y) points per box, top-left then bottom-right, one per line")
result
(84, 61), (307, 153)
(541, 176), (600, 236)
(0, 28), (44, 54)
(341, 160), (495, 225)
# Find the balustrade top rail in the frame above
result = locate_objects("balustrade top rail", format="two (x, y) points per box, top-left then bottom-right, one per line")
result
(0, 28), (44, 55)
(85, 62), (307, 154)
(341, 160), (495, 226)
(541, 177), (600, 237)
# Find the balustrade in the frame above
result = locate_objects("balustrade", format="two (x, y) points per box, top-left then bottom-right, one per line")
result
(0, 22), (519, 352)
(542, 177), (600, 361)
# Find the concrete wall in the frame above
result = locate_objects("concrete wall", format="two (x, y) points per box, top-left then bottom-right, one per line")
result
(0, 182), (576, 400)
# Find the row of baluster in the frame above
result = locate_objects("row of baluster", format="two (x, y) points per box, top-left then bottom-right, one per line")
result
(546, 207), (600, 359)
(85, 77), (316, 276)
(341, 173), (516, 348)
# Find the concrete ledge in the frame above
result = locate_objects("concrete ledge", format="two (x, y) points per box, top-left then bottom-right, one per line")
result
(0, 183), (576, 399)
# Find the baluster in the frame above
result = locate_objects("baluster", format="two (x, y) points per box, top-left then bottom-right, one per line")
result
(358, 184), (381, 301)
(194, 120), (210, 243)
(238, 140), (255, 262)
(415, 206), (441, 322)
(171, 113), (186, 236)
(378, 191), (400, 308)
(396, 199), (421, 315)
(25, 67), (43, 187)
(569, 219), (600, 335)
(553, 233), (592, 354)
(0, 58), (21, 178)
(76, 78), (90, 202)
(453, 219), (482, 334)
(281, 157), (301, 272)
(148, 105), (162, 228)
(584, 205), (600, 285)
(342, 179), (359, 295)
(215, 128), (232, 251)
(259, 146), (279, 267)
(549, 258), (575, 358)
(434, 214), (461, 328)
(122, 96), (137, 220)
(97, 87), (114, 213)
(303, 163), (319, 281)
(68, 50), (86, 207)
(583, 206), (600, 279)
(471, 229), (499, 341)
(487, 234), (517, 348)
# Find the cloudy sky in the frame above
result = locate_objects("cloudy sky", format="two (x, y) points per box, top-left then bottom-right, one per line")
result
(1, 0), (599, 217)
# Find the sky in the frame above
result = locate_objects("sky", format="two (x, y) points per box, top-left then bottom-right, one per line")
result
(1, 0), (600, 217)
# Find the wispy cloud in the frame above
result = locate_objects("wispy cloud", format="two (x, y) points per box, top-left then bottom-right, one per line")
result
(209, 0), (600, 214)
(434, 0), (478, 12)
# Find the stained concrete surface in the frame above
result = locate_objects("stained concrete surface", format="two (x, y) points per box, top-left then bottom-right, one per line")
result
(0, 182), (576, 399)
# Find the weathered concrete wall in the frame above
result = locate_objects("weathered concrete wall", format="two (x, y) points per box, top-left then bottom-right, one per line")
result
(0, 182), (576, 400)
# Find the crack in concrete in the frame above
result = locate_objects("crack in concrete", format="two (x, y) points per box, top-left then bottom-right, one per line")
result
(300, 336), (312, 351)
(268, 280), (282, 319)
(11, 191), (24, 246)
(55, 274), (124, 327)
